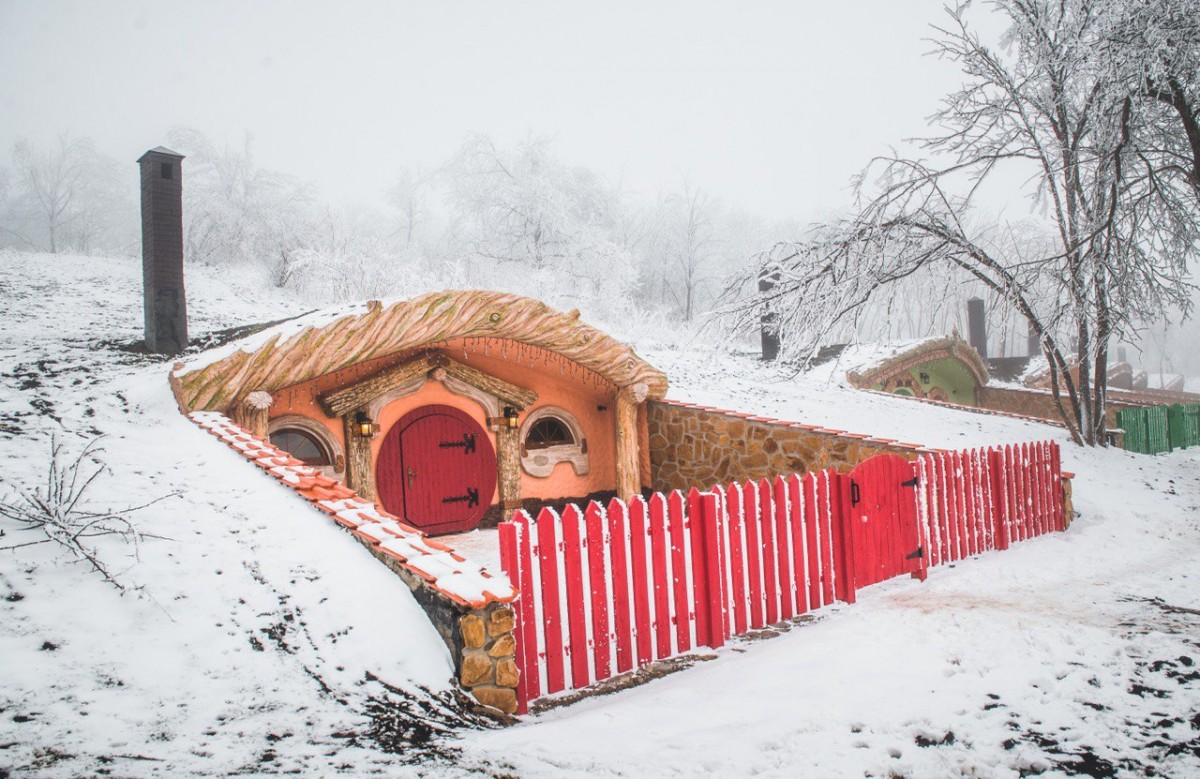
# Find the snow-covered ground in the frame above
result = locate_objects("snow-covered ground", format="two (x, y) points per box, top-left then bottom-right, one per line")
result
(1, 251), (1197, 777)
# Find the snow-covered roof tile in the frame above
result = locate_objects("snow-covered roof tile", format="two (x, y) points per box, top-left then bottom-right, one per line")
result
(186, 411), (516, 607)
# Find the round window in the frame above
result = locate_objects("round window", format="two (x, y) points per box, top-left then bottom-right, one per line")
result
(270, 428), (331, 466)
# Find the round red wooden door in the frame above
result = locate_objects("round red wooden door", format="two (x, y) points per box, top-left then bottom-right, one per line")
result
(376, 405), (497, 535)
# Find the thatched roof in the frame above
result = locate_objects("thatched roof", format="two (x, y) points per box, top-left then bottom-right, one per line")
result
(172, 290), (668, 412)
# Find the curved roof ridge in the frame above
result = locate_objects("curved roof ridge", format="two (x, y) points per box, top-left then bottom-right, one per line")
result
(172, 290), (668, 412)
(846, 334), (989, 388)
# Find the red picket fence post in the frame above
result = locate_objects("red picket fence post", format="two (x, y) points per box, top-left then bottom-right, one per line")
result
(648, 493), (672, 660)
(535, 506), (566, 694)
(607, 498), (634, 676)
(497, 517), (529, 714)
(698, 491), (727, 648)
(584, 501), (612, 683)
(757, 479), (780, 624)
(687, 488), (711, 650)
(725, 484), (749, 634)
(742, 481), (766, 629)
(987, 448), (1010, 551)
(559, 504), (590, 689)
(626, 495), (653, 668)
(773, 476), (796, 619)
(667, 491), (692, 652)
(1050, 442), (1065, 531)
(786, 473), (810, 613)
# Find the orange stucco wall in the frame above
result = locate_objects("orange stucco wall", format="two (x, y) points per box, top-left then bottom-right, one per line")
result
(267, 337), (630, 508)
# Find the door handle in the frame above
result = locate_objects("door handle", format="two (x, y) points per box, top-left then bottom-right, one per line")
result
(406, 466), (417, 489)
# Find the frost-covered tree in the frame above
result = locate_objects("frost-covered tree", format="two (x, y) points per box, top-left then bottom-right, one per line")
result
(166, 127), (316, 281)
(443, 134), (637, 305)
(2, 134), (133, 255)
(723, 0), (1199, 446)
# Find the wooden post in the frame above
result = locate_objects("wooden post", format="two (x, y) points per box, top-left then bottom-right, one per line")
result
(343, 409), (375, 501)
(230, 390), (272, 439)
(496, 424), (522, 513)
(615, 382), (648, 502)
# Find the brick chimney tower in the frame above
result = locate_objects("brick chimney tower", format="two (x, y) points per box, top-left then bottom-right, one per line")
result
(138, 146), (187, 354)
(966, 297), (988, 360)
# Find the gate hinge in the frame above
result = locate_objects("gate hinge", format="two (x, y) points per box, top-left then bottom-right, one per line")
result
(901, 476), (919, 488)
(905, 546), (924, 560)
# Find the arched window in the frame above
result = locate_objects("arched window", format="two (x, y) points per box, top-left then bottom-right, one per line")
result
(270, 428), (331, 466)
(267, 415), (344, 480)
(520, 406), (589, 478)
(525, 417), (574, 450)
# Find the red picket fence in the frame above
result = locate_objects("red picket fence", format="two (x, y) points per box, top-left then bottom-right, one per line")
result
(915, 441), (1065, 565)
(499, 440), (1065, 714)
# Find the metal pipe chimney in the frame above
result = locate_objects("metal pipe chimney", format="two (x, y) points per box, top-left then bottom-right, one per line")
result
(967, 297), (988, 359)
(138, 146), (188, 354)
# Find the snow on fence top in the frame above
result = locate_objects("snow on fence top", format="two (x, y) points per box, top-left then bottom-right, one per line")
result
(171, 290), (669, 412)
(189, 411), (515, 608)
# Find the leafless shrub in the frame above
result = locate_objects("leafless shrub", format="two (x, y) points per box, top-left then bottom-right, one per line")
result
(0, 436), (176, 592)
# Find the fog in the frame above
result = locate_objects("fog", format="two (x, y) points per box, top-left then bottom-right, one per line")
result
(1, 0), (960, 219)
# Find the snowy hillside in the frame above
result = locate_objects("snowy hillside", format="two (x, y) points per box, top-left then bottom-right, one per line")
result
(1, 251), (1198, 777)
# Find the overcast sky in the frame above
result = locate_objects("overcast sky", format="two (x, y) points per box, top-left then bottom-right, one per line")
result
(1, 1), (972, 222)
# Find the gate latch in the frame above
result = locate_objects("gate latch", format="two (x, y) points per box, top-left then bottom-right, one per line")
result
(905, 546), (924, 560)
(850, 480), (861, 506)
(442, 487), (480, 508)
(439, 433), (477, 455)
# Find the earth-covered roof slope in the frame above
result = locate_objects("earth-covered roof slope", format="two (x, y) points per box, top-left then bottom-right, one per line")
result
(846, 334), (989, 389)
(172, 290), (669, 412)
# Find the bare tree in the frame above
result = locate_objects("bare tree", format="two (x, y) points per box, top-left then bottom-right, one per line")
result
(664, 181), (716, 322)
(5, 134), (132, 254)
(722, 0), (1198, 446)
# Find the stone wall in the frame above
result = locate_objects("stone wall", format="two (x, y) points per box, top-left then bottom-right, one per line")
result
(646, 400), (934, 493)
(978, 386), (1120, 427)
(362, 540), (519, 715)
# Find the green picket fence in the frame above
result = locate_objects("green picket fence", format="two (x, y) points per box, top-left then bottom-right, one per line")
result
(1117, 403), (1200, 454)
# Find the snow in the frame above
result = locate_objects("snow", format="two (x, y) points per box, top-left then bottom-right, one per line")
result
(2, 251), (1198, 776)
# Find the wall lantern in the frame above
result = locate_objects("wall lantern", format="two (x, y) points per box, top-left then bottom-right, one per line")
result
(502, 406), (520, 429)
(355, 411), (376, 438)
(919, 371), (930, 384)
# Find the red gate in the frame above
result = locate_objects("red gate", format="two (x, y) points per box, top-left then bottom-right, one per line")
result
(376, 404), (496, 534)
(846, 454), (927, 589)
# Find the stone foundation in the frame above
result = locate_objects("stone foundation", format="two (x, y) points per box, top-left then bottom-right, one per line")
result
(647, 400), (933, 492)
(361, 540), (520, 715)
